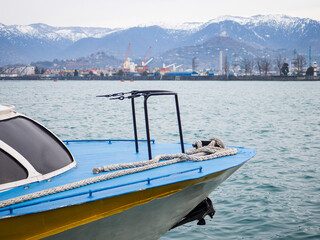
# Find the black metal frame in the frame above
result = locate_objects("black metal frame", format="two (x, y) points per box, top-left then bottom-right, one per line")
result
(97, 90), (185, 159)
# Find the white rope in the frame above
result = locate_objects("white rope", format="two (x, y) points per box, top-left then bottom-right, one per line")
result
(0, 137), (237, 209)
(93, 137), (236, 173)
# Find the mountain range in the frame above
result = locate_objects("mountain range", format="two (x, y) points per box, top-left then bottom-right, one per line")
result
(1, 15), (319, 69)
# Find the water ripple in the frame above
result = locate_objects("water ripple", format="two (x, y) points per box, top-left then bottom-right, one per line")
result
(1, 80), (319, 239)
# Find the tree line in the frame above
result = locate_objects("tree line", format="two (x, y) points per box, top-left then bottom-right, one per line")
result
(223, 53), (314, 76)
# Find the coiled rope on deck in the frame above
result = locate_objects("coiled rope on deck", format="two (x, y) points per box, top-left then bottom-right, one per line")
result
(0, 137), (237, 209)
(92, 137), (237, 173)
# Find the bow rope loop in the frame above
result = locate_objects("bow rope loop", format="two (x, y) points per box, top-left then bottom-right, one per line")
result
(93, 137), (237, 174)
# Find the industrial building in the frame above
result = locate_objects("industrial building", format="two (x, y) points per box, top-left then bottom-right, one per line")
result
(0, 65), (35, 77)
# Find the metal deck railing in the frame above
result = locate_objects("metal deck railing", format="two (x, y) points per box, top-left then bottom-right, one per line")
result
(97, 90), (185, 159)
(63, 139), (155, 145)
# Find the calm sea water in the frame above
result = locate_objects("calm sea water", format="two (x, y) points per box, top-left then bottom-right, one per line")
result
(1, 80), (319, 239)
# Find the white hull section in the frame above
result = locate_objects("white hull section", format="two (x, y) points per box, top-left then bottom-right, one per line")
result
(45, 166), (240, 240)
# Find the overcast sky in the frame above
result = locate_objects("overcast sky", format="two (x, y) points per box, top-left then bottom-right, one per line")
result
(1, 0), (320, 28)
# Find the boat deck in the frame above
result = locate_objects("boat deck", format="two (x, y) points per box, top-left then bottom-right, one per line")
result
(0, 140), (255, 219)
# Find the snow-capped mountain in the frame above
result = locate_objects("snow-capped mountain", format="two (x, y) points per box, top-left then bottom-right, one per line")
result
(0, 23), (121, 65)
(183, 14), (320, 48)
(138, 21), (204, 33)
(0, 14), (319, 66)
(0, 23), (116, 42)
(206, 14), (304, 27)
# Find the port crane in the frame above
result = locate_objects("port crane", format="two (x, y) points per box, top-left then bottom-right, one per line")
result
(173, 64), (183, 71)
(122, 42), (131, 70)
(142, 58), (153, 67)
(140, 46), (153, 67)
(162, 63), (175, 68)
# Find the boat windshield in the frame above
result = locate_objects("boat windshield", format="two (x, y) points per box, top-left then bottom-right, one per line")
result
(0, 116), (73, 175)
(0, 149), (28, 184)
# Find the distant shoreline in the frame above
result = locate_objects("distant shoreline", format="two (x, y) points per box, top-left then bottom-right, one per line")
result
(1, 75), (320, 81)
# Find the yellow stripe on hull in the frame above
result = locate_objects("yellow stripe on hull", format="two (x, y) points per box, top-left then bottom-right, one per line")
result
(0, 167), (235, 240)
